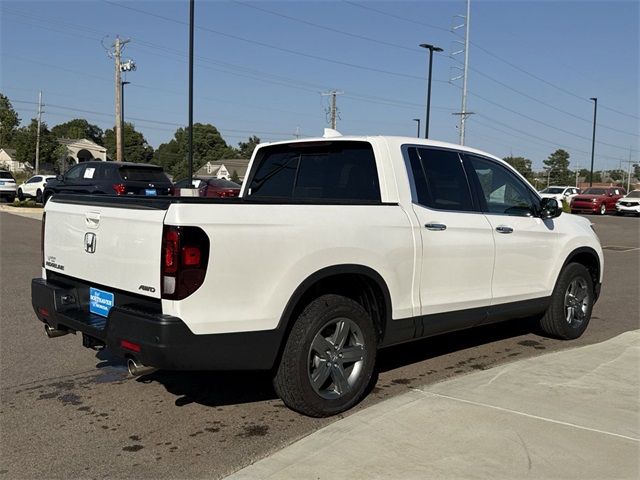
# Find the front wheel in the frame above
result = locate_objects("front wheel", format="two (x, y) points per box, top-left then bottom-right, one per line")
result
(599, 203), (606, 215)
(539, 263), (594, 340)
(273, 294), (377, 417)
(17, 189), (24, 201)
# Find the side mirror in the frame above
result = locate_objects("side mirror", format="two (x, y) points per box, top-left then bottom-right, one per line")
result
(539, 197), (561, 219)
(56, 175), (63, 181)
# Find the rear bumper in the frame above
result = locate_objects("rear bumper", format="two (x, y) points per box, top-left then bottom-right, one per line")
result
(31, 277), (283, 371)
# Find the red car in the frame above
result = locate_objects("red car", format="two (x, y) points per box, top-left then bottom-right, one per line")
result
(172, 177), (241, 198)
(570, 186), (627, 215)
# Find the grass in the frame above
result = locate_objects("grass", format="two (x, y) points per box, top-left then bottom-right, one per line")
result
(10, 199), (42, 209)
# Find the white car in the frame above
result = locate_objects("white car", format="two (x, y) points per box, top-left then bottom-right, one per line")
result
(17, 175), (56, 203)
(32, 134), (603, 417)
(615, 190), (640, 216)
(0, 170), (17, 202)
(539, 186), (580, 205)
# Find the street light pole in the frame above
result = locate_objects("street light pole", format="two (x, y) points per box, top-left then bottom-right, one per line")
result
(188, 0), (195, 186)
(412, 118), (421, 138)
(419, 43), (443, 139)
(589, 97), (598, 187)
(120, 80), (130, 154)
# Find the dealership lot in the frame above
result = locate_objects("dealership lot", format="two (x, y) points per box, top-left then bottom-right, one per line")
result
(1, 212), (638, 479)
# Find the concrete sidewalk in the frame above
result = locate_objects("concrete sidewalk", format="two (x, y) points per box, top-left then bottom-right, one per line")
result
(0, 204), (43, 220)
(228, 331), (640, 480)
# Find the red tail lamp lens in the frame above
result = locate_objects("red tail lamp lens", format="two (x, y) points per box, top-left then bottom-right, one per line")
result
(38, 307), (50, 317)
(120, 339), (141, 353)
(112, 183), (126, 195)
(161, 226), (209, 300)
(164, 229), (179, 274)
(182, 246), (201, 266)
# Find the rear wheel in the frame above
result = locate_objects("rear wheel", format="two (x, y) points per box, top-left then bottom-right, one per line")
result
(599, 203), (606, 215)
(273, 294), (377, 417)
(35, 189), (43, 203)
(17, 189), (24, 201)
(540, 263), (594, 340)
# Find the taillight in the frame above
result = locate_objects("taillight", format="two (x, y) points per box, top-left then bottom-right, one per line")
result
(161, 225), (209, 300)
(112, 183), (126, 195)
(41, 212), (46, 267)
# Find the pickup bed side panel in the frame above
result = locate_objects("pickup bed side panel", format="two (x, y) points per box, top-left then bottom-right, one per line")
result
(162, 203), (415, 335)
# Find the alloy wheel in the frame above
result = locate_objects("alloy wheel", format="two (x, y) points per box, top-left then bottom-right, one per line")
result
(564, 277), (589, 326)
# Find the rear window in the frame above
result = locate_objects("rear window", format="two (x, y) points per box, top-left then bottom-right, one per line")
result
(0, 172), (14, 180)
(247, 141), (380, 202)
(119, 166), (170, 183)
(207, 178), (241, 188)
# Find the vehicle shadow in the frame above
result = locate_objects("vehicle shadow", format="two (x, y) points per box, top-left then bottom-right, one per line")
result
(129, 316), (541, 409)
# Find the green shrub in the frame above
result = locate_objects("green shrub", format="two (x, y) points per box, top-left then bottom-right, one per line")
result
(11, 199), (41, 208)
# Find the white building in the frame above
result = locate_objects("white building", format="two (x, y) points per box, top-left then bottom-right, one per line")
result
(0, 148), (30, 172)
(195, 158), (250, 181)
(58, 138), (107, 171)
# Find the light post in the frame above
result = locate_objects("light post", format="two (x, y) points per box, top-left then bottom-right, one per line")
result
(419, 43), (443, 139)
(589, 97), (597, 187)
(412, 118), (421, 138)
(547, 167), (554, 187)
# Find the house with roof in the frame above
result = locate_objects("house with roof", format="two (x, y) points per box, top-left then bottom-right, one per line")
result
(0, 148), (31, 172)
(195, 158), (250, 182)
(57, 138), (107, 171)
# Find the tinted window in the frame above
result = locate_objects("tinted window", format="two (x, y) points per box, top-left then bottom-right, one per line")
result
(407, 147), (473, 212)
(119, 167), (170, 183)
(64, 164), (84, 180)
(541, 187), (563, 194)
(583, 188), (606, 195)
(28, 176), (42, 183)
(207, 178), (241, 188)
(248, 141), (380, 202)
(466, 155), (537, 217)
(0, 171), (14, 179)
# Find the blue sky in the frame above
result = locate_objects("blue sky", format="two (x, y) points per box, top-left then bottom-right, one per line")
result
(2, 1), (638, 171)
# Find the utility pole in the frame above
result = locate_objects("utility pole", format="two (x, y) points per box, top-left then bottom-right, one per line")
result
(322, 90), (343, 130)
(35, 90), (43, 174)
(450, 0), (472, 145)
(110, 36), (130, 162)
(188, 0), (195, 186)
(419, 44), (443, 139)
(589, 97), (597, 186)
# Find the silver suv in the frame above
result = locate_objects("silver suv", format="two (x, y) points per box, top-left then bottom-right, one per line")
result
(0, 170), (17, 202)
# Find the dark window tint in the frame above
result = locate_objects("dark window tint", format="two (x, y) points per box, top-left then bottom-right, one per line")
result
(583, 188), (606, 195)
(207, 178), (241, 188)
(407, 147), (473, 212)
(0, 171), (14, 179)
(64, 164), (84, 180)
(119, 166), (170, 183)
(248, 141), (380, 202)
(28, 176), (42, 183)
(466, 155), (537, 217)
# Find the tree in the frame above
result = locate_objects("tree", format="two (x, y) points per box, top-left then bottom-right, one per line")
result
(543, 149), (572, 185)
(0, 93), (20, 147)
(237, 135), (261, 159)
(579, 168), (602, 183)
(503, 156), (534, 182)
(51, 119), (104, 145)
(607, 169), (624, 182)
(230, 170), (241, 184)
(154, 123), (234, 179)
(104, 122), (154, 163)
(12, 119), (58, 165)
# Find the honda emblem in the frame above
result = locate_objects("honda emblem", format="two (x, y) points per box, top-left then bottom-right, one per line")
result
(84, 232), (97, 254)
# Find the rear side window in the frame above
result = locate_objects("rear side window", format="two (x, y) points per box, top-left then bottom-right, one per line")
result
(406, 147), (474, 212)
(208, 178), (241, 188)
(119, 167), (170, 183)
(247, 141), (380, 202)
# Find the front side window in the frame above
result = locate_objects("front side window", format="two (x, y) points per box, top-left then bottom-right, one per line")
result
(406, 147), (473, 212)
(247, 141), (380, 202)
(465, 155), (537, 217)
(28, 176), (41, 183)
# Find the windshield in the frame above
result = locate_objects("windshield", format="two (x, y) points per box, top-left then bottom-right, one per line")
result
(0, 172), (14, 180)
(583, 188), (606, 195)
(627, 190), (640, 198)
(540, 187), (564, 194)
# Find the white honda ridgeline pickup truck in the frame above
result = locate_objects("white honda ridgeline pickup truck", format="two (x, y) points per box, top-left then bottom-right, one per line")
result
(32, 134), (603, 417)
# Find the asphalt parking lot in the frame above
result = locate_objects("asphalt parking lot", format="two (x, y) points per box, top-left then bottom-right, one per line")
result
(0, 211), (638, 479)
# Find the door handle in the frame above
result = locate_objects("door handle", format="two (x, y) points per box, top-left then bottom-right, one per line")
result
(425, 223), (447, 231)
(496, 225), (513, 234)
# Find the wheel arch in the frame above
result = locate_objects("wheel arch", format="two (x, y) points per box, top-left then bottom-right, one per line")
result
(562, 247), (601, 300)
(274, 265), (392, 363)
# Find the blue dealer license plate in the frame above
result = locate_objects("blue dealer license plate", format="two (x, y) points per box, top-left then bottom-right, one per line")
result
(145, 189), (157, 196)
(89, 287), (114, 318)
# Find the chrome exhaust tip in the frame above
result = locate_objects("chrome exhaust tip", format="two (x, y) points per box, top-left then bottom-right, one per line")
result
(127, 358), (156, 377)
(45, 324), (69, 338)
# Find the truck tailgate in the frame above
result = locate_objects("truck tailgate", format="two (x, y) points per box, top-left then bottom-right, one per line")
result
(44, 197), (167, 299)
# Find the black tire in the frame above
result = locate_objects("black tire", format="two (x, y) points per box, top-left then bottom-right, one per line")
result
(599, 203), (606, 215)
(273, 294), (377, 417)
(539, 263), (594, 340)
(17, 189), (24, 201)
(36, 189), (43, 203)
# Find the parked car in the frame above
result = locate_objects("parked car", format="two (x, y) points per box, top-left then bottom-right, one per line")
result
(17, 175), (56, 203)
(570, 187), (627, 215)
(43, 161), (172, 204)
(0, 170), (17, 202)
(33, 135), (603, 417)
(539, 186), (580, 205)
(172, 177), (241, 198)
(615, 190), (640, 216)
